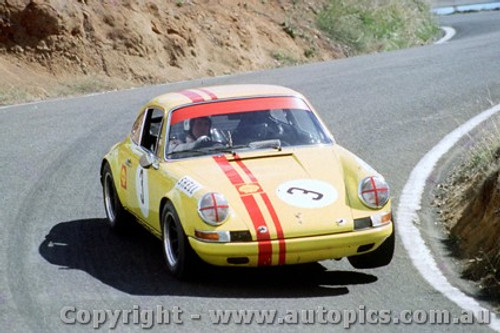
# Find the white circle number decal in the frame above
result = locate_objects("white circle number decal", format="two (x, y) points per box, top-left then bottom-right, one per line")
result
(276, 179), (337, 208)
(136, 166), (149, 218)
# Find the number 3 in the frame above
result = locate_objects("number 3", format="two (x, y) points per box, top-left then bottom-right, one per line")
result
(286, 187), (324, 201)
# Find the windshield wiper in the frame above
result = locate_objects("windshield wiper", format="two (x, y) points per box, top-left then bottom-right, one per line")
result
(166, 149), (210, 157)
(166, 141), (281, 158)
(205, 144), (249, 155)
(166, 145), (249, 158)
(248, 139), (282, 151)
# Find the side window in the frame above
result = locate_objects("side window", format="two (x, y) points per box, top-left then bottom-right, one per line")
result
(140, 108), (164, 154)
(130, 110), (146, 144)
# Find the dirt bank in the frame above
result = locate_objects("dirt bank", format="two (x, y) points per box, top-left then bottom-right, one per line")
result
(434, 140), (500, 304)
(0, 0), (342, 104)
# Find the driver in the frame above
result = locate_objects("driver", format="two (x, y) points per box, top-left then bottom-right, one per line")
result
(171, 116), (212, 151)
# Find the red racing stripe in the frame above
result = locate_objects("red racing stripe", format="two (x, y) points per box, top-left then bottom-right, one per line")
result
(212, 155), (272, 266)
(260, 194), (286, 265)
(240, 196), (273, 266)
(178, 90), (205, 103)
(234, 157), (286, 265)
(234, 158), (257, 183)
(213, 155), (244, 184)
(198, 88), (218, 100)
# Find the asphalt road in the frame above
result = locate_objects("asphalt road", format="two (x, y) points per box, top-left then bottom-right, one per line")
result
(1, 11), (500, 333)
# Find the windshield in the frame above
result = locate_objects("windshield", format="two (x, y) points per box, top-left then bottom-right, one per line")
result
(165, 97), (333, 159)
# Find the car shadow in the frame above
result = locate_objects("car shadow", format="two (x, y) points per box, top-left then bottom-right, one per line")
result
(39, 219), (378, 298)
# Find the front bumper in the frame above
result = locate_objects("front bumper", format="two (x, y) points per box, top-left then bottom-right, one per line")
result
(188, 222), (393, 267)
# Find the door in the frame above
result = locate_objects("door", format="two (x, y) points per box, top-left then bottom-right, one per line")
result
(126, 108), (165, 226)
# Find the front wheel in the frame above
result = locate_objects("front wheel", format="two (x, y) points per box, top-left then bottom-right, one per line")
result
(161, 202), (196, 279)
(348, 225), (395, 269)
(102, 163), (130, 230)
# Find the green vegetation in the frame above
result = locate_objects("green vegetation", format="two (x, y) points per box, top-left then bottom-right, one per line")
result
(456, 122), (500, 180)
(55, 76), (122, 97)
(281, 19), (298, 39)
(271, 51), (300, 67)
(0, 76), (127, 106)
(0, 87), (32, 105)
(317, 0), (439, 54)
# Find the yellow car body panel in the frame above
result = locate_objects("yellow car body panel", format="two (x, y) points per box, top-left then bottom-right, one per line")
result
(101, 84), (393, 268)
(190, 224), (392, 267)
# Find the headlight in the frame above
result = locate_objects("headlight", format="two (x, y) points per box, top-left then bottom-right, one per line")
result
(198, 192), (230, 225)
(358, 176), (390, 209)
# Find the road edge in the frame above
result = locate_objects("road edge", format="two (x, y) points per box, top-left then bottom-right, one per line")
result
(396, 103), (500, 332)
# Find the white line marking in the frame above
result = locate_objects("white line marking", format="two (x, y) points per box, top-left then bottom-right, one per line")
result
(435, 26), (456, 44)
(396, 102), (500, 331)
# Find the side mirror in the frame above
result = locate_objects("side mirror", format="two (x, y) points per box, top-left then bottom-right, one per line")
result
(139, 153), (159, 170)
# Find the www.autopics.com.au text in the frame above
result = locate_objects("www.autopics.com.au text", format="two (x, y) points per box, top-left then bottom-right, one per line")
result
(59, 305), (493, 329)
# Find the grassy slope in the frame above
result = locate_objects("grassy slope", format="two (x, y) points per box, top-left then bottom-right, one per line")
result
(317, 0), (438, 55)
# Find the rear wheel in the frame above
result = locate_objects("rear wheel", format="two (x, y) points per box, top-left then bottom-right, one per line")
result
(102, 163), (129, 230)
(161, 202), (196, 279)
(348, 225), (395, 269)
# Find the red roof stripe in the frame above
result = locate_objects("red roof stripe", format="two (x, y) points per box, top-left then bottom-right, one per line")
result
(178, 90), (205, 103)
(198, 88), (218, 100)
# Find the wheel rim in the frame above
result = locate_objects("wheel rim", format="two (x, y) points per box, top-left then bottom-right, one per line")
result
(163, 212), (179, 268)
(103, 173), (117, 224)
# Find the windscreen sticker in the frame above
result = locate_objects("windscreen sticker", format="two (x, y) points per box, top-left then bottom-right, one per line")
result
(237, 183), (262, 195)
(136, 166), (149, 218)
(175, 176), (202, 197)
(276, 179), (337, 208)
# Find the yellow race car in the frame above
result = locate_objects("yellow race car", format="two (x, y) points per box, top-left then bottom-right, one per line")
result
(100, 84), (394, 278)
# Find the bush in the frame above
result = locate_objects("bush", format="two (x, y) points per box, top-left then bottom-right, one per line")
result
(317, 0), (439, 54)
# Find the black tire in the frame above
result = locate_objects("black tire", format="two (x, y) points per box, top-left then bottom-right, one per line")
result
(161, 202), (197, 279)
(102, 163), (130, 230)
(348, 225), (395, 269)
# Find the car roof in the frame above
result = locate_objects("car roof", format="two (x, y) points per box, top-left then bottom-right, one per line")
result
(148, 84), (305, 111)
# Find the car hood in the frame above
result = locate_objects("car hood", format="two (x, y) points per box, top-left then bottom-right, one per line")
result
(173, 145), (355, 239)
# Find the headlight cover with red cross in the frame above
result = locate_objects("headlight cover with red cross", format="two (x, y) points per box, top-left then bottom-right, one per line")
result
(197, 192), (230, 225)
(358, 176), (390, 209)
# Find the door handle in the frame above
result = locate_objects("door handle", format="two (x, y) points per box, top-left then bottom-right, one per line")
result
(125, 158), (132, 167)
